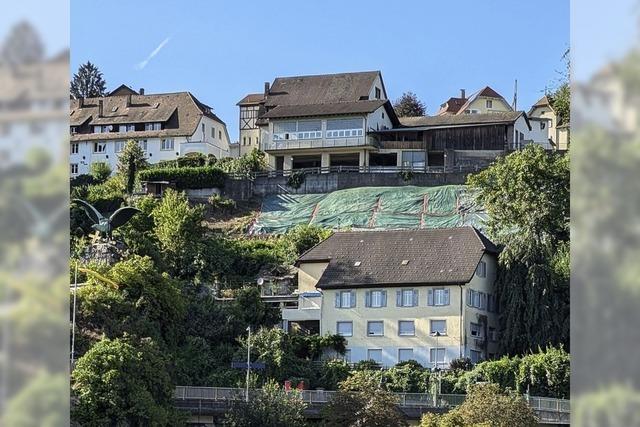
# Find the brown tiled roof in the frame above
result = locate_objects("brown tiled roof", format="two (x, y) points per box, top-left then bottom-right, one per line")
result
(437, 97), (467, 115)
(69, 91), (225, 141)
(396, 111), (525, 128)
(237, 93), (264, 106)
(456, 86), (512, 115)
(260, 100), (387, 119)
(297, 227), (498, 290)
(264, 71), (381, 107)
(532, 95), (550, 108)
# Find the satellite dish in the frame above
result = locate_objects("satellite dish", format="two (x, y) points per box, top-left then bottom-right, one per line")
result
(257, 278), (264, 286)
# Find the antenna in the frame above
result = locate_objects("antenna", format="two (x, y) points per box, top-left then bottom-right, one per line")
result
(513, 79), (518, 111)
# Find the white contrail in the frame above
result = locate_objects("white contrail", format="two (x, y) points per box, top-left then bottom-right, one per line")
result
(135, 37), (170, 70)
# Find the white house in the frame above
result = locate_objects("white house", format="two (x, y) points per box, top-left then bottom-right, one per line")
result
(69, 85), (232, 176)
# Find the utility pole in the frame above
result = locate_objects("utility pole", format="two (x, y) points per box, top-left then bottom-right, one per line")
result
(513, 79), (518, 111)
(245, 326), (251, 403)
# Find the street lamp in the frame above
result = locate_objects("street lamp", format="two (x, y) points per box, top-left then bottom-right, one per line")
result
(245, 326), (251, 403)
(431, 331), (443, 401)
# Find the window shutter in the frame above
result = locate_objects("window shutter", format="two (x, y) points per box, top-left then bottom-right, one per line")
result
(413, 289), (419, 306)
(381, 291), (387, 307)
(444, 289), (450, 305)
(365, 291), (371, 308)
(428, 289), (434, 306)
(335, 292), (341, 308)
(396, 290), (402, 307)
(350, 290), (356, 308)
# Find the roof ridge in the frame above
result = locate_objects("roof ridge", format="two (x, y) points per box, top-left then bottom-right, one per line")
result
(273, 70), (380, 80)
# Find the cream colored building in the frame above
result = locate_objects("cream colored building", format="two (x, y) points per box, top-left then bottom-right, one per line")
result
(236, 93), (263, 156)
(283, 227), (500, 367)
(437, 86), (513, 116)
(529, 95), (570, 150)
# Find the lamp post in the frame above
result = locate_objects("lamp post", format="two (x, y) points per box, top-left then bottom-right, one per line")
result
(431, 331), (442, 405)
(245, 326), (251, 403)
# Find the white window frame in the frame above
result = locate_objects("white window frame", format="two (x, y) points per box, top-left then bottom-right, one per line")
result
(161, 138), (174, 151)
(486, 99), (493, 108)
(470, 322), (483, 338)
(115, 141), (125, 153)
(325, 128), (363, 138)
(337, 321), (353, 337)
(430, 348), (446, 366)
(119, 124), (135, 133)
(343, 349), (352, 363)
(430, 319), (447, 335)
(367, 349), (383, 364)
(398, 320), (415, 336)
(434, 288), (447, 306)
(71, 143), (79, 154)
(476, 260), (487, 278)
(139, 140), (147, 152)
(93, 142), (106, 153)
(70, 163), (78, 175)
(402, 289), (414, 307)
(371, 290), (384, 308)
(367, 321), (384, 337)
(398, 348), (414, 363)
(340, 291), (352, 308)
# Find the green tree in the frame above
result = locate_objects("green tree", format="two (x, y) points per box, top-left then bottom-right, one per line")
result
(2, 373), (68, 427)
(70, 61), (107, 99)
(71, 337), (180, 426)
(467, 145), (569, 354)
(224, 381), (307, 427)
(393, 92), (426, 117)
(548, 49), (570, 126)
(116, 140), (148, 194)
(324, 376), (408, 427)
(152, 189), (205, 276)
(384, 360), (430, 393)
(280, 224), (332, 263)
(420, 383), (537, 427)
(89, 162), (111, 183)
(0, 21), (44, 66)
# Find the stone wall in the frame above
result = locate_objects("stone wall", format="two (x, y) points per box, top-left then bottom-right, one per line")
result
(223, 172), (469, 200)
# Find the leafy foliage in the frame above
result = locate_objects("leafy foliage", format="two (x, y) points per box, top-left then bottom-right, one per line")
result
(215, 148), (268, 176)
(224, 381), (307, 427)
(70, 61), (107, 99)
(138, 166), (226, 190)
(89, 162), (111, 183)
(72, 337), (180, 426)
(208, 194), (236, 213)
(420, 383), (537, 427)
(384, 360), (430, 393)
(287, 170), (306, 189)
(117, 140), (148, 194)
(393, 91), (426, 117)
(468, 146), (569, 354)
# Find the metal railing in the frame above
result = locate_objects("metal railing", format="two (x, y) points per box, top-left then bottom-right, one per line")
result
(174, 386), (569, 413)
(262, 136), (373, 151)
(241, 164), (480, 179)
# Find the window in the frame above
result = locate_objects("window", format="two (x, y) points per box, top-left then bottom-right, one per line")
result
(70, 163), (78, 175)
(488, 327), (497, 342)
(398, 348), (414, 362)
(70, 126), (77, 134)
(243, 137), (246, 146)
(145, 123), (161, 131)
(540, 121), (546, 130)
(336, 290), (356, 308)
(430, 348), (446, 367)
(486, 99), (493, 108)
(487, 294), (497, 313)
(139, 140), (147, 152)
(115, 141), (125, 153)
(202, 123), (205, 133)
(476, 261), (487, 278)
(94, 125), (113, 133)
(71, 143), (79, 154)
(219, 130), (222, 139)
(367, 349), (382, 364)
(248, 137), (252, 145)
(343, 349), (352, 362)
(211, 127), (215, 138)
(119, 124), (135, 133)
(470, 350), (482, 364)
(467, 289), (486, 310)
(273, 120), (322, 140)
(430, 320), (447, 335)
(398, 320), (415, 336)
(470, 322), (483, 338)
(337, 321), (353, 337)
(375, 87), (381, 99)
(93, 142), (106, 153)
(161, 138), (174, 150)
(397, 289), (417, 307)
(326, 118), (364, 138)
(365, 290), (386, 308)
(428, 288), (450, 306)
(367, 321), (384, 336)
(520, 131), (525, 141)
(382, 111), (385, 119)
(401, 151), (426, 169)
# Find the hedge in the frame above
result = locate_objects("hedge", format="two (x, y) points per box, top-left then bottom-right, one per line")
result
(138, 166), (226, 190)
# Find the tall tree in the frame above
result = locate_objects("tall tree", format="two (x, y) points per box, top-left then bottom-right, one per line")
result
(117, 140), (147, 194)
(548, 49), (570, 125)
(467, 145), (569, 355)
(393, 92), (426, 117)
(70, 61), (107, 99)
(0, 21), (44, 66)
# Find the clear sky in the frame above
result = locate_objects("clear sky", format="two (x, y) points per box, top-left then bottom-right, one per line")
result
(70, 0), (571, 142)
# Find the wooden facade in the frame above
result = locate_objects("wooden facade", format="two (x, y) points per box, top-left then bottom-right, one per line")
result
(377, 124), (510, 151)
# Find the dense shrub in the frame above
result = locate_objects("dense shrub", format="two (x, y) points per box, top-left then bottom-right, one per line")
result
(517, 346), (570, 398)
(208, 194), (236, 213)
(385, 361), (430, 393)
(90, 161), (112, 183)
(138, 166), (226, 190)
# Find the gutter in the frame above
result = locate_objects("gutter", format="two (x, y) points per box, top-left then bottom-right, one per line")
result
(459, 284), (464, 358)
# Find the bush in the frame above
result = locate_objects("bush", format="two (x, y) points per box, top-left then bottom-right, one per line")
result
(208, 194), (236, 213)
(287, 170), (305, 189)
(138, 166), (226, 190)
(385, 361), (430, 393)
(90, 162), (112, 183)
(216, 148), (267, 176)
(517, 346), (570, 398)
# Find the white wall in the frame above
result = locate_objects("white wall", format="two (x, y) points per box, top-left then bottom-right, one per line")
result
(366, 106), (394, 132)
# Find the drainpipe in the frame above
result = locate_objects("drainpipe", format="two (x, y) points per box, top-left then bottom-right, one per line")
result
(459, 284), (464, 358)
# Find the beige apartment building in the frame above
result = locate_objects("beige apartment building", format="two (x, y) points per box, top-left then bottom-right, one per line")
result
(282, 227), (500, 367)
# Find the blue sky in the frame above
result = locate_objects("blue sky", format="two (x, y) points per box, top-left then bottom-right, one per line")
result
(69, 0), (573, 141)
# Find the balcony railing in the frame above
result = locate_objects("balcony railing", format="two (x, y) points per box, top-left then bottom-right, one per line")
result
(242, 164), (481, 179)
(262, 136), (373, 151)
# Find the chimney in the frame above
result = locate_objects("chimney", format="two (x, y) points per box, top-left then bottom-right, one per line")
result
(139, 88), (145, 95)
(264, 82), (270, 97)
(79, 97), (84, 108)
(98, 99), (104, 117)
(460, 89), (466, 99)
(126, 94), (132, 107)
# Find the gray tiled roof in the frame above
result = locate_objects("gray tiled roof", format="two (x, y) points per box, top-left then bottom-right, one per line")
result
(260, 100), (388, 119)
(265, 71), (380, 107)
(397, 111), (525, 128)
(297, 227), (498, 290)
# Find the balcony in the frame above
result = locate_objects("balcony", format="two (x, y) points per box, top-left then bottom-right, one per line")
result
(281, 292), (321, 323)
(180, 140), (229, 158)
(262, 136), (374, 152)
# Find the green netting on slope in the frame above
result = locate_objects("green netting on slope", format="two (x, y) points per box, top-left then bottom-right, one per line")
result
(250, 185), (486, 234)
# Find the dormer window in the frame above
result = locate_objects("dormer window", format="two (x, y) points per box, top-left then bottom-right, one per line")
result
(486, 99), (493, 108)
(145, 122), (161, 131)
(119, 124), (135, 133)
(375, 87), (381, 100)
(94, 125), (112, 133)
